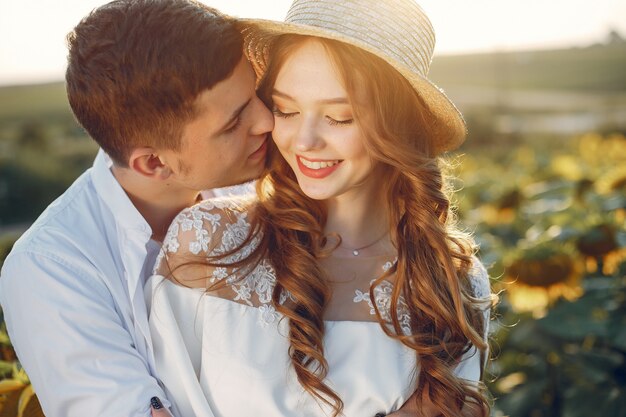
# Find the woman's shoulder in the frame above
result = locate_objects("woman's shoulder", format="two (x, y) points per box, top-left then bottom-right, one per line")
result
(178, 194), (257, 225)
(154, 195), (259, 284)
(165, 195), (257, 249)
(466, 256), (495, 343)
(467, 256), (491, 301)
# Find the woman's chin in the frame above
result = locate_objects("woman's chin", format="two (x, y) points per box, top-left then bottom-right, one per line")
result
(297, 183), (334, 201)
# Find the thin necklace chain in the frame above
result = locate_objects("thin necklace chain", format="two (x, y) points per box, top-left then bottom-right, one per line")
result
(338, 231), (389, 256)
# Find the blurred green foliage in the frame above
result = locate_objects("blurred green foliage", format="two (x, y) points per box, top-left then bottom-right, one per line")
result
(0, 235), (18, 270)
(491, 277), (626, 417)
(0, 113), (97, 226)
(0, 83), (69, 122)
(453, 133), (626, 417)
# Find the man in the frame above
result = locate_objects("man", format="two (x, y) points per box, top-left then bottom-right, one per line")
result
(0, 0), (272, 416)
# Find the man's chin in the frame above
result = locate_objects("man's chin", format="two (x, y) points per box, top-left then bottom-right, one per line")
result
(229, 178), (256, 188)
(206, 177), (257, 192)
(228, 167), (266, 187)
(201, 166), (265, 192)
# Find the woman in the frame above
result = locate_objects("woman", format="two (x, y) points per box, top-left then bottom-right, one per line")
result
(148, 0), (493, 416)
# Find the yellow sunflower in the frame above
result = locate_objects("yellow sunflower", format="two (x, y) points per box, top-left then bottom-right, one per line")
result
(505, 244), (583, 317)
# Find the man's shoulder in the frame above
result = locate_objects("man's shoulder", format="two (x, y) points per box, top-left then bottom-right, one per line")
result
(0, 168), (123, 299)
(8, 168), (108, 260)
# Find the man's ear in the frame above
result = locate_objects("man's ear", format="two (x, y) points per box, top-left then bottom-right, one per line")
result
(127, 147), (172, 180)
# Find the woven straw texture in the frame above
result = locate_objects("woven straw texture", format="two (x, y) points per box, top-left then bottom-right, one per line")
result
(242, 0), (467, 154)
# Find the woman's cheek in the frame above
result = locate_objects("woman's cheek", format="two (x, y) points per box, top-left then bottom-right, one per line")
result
(271, 123), (292, 152)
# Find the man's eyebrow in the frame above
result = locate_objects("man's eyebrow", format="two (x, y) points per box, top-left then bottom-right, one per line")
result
(216, 98), (252, 133)
(273, 89), (349, 105)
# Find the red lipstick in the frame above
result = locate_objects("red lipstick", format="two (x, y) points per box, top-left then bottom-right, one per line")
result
(296, 156), (342, 179)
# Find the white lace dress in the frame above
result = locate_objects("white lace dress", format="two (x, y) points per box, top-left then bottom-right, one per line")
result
(146, 197), (491, 417)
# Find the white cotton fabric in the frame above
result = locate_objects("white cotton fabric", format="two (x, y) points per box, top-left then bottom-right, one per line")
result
(0, 151), (167, 417)
(147, 198), (491, 417)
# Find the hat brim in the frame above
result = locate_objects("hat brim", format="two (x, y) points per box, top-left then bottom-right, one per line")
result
(241, 18), (467, 154)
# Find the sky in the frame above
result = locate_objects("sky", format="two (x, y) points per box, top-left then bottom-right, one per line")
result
(1, 0), (625, 86)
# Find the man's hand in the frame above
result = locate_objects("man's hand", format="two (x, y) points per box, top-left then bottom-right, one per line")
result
(150, 397), (174, 417)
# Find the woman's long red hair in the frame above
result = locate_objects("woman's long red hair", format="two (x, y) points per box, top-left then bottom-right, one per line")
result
(200, 35), (491, 416)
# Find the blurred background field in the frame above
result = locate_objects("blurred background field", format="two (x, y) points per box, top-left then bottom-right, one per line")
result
(1, 32), (626, 417)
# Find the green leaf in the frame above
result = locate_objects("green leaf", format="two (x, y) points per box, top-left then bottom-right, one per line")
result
(563, 349), (624, 385)
(537, 291), (611, 340)
(611, 324), (626, 351)
(497, 381), (548, 417)
(603, 390), (626, 417)
(563, 385), (625, 417)
(506, 317), (559, 352)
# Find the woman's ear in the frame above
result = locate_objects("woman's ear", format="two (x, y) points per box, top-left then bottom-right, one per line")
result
(127, 147), (173, 180)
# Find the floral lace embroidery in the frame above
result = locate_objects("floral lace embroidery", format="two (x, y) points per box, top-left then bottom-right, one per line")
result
(155, 198), (290, 326)
(154, 199), (224, 271)
(156, 198), (490, 332)
(353, 258), (412, 335)
(353, 258), (492, 337)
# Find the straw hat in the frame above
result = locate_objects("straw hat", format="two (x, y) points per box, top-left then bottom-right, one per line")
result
(241, 0), (467, 154)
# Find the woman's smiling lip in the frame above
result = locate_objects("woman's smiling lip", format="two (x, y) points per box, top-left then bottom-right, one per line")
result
(296, 155), (343, 178)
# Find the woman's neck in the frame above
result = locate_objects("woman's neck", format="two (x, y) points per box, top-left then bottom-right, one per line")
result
(324, 180), (390, 250)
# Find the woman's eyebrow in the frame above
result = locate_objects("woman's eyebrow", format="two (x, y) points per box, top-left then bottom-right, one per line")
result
(272, 89), (349, 105)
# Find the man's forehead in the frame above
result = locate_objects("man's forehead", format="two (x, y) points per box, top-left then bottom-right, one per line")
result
(193, 58), (254, 112)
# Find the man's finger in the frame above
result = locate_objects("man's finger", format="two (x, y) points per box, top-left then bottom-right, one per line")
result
(150, 397), (174, 417)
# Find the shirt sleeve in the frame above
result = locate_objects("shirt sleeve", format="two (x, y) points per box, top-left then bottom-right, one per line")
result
(0, 250), (169, 417)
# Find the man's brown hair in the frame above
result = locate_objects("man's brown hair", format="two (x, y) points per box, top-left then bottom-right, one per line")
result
(66, 0), (243, 166)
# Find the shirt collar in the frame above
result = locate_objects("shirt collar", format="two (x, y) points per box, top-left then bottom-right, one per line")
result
(91, 149), (152, 238)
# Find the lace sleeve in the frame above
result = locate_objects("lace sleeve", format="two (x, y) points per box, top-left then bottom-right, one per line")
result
(452, 257), (493, 381)
(468, 257), (492, 341)
(153, 196), (256, 288)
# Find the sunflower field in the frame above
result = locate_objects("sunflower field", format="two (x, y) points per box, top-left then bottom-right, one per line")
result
(455, 133), (626, 416)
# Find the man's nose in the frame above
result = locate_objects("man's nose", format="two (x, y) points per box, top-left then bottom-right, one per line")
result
(250, 95), (274, 136)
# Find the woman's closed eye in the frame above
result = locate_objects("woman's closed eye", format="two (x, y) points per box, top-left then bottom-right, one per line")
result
(326, 116), (353, 126)
(272, 108), (298, 119)
(274, 107), (353, 127)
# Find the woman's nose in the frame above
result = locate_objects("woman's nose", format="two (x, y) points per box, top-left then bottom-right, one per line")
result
(294, 118), (322, 152)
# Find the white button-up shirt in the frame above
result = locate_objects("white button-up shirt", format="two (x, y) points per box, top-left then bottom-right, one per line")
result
(0, 152), (170, 417)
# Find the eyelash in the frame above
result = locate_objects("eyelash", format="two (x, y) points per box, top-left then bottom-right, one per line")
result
(272, 109), (353, 126)
(224, 117), (242, 134)
(272, 109), (296, 119)
(326, 117), (353, 126)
